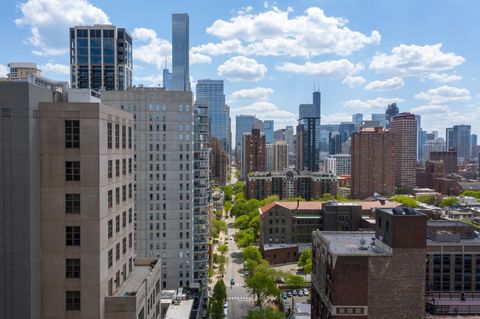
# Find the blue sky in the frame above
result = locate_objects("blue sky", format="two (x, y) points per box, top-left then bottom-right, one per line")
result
(1, 0), (479, 137)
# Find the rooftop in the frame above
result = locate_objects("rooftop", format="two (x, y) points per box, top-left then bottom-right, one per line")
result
(260, 200), (401, 214)
(114, 261), (158, 296)
(318, 231), (392, 256)
(164, 299), (194, 319)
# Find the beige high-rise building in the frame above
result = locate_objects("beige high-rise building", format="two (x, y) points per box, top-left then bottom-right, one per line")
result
(0, 76), (160, 319)
(273, 140), (289, 171)
(390, 113), (417, 190)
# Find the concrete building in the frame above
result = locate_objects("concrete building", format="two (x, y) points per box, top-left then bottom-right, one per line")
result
(241, 128), (266, 180)
(102, 88), (200, 290)
(326, 154), (351, 176)
(69, 25), (132, 91)
(273, 141), (289, 171)
(311, 207), (427, 319)
(351, 127), (395, 199)
(195, 80), (228, 152)
(172, 14), (190, 92)
(246, 170), (337, 200)
(0, 78), (160, 319)
(266, 143), (274, 172)
(390, 113), (417, 190)
(6, 62), (41, 80)
(235, 115), (258, 165)
(431, 149), (458, 174)
(424, 138), (445, 161)
(285, 126), (294, 155)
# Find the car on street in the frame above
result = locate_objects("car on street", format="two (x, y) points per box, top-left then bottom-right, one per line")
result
(292, 289), (298, 296)
(283, 301), (291, 312)
(298, 289), (304, 297)
(244, 270), (250, 277)
(230, 278), (235, 286)
(223, 301), (228, 317)
(287, 291), (292, 297)
(303, 288), (309, 296)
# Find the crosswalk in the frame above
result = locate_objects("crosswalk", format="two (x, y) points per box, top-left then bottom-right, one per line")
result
(227, 296), (254, 301)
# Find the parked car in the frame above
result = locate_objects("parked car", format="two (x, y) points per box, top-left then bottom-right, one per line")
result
(298, 289), (304, 297)
(292, 289), (298, 296)
(287, 291), (292, 297)
(303, 288), (309, 296)
(244, 270), (250, 277)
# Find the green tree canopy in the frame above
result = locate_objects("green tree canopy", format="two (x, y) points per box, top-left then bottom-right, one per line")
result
(224, 201), (232, 212)
(259, 195), (280, 207)
(461, 190), (480, 199)
(440, 196), (458, 207)
(245, 263), (279, 307)
(390, 195), (418, 208)
(218, 244), (228, 255)
(283, 273), (305, 288)
(298, 248), (312, 274)
(246, 307), (285, 319)
(321, 193), (334, 201)
(235, 228), (255, 248)
(210, 280), (227, 319)
(233, 181), (246, 194)
(242, 246), (263, 263)
(223, 185), (234, 201)
(417, 194), (436, 205)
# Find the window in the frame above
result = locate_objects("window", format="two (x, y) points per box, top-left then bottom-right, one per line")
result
(108, 160), (112, 178)
(122, 159), (126, 175)
(66, 291), (80, 311)
(65, 120), (80, 148)
(128, 209), (132, 224)
(107, 122), (112, 149)
(122, 211), (126, 228)
(122, 185), (126, 202)
(66, 259), (80, 278)
(115, 187), (120, 205)
(108, 190), (113, 208)
(108, 249), (113, 268)
(116, 215), (120, 233)
(65, 194), (80, 214)
(66, 161), (80, 181)
(129, 233), (132, 248)
(108, 219), (113, 238)
(128, 127), (132, 148)
(116, 243), (120, 261)
(128, 158), (132, 174)
(115, 124), (120, 148)
(128, 183), (132, 199)
(122, 237), (126, 254)
(66, 226), (80, 246)
(122, 125), (126, 148)
(116, 160), (120, 177)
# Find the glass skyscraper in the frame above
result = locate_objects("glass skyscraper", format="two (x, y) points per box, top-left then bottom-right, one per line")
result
(69, 25), (132, 91)
(172, 14), (191, 91)
(264, 120), (275, 144)
(196, 79), (228, 150)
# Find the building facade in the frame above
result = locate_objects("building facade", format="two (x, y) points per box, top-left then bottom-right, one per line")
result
(69, 25), (133, 91)
(102, 88), (199, 290)
(311, 207), (427, 319)
(447, 125), (472, 162)
(246, 170), (337, 200)
(424, 138), (446, 161)
(209, 137), (228, 186)
(351, 127), (395, 199)
(235, 115), (258, 165)
(326, 154), (351, 176)
(390, 113), (417, 190)
(172, 14), (190, 92)
(241, 128), (266, 180)
(264, 120), (274, 144)
(431, 149), (458, 174)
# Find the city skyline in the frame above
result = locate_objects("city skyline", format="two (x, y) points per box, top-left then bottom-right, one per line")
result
(1, 0), (479, 137)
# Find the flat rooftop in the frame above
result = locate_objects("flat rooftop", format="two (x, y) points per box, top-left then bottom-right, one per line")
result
(164, 299), (193, 319)
(319, 231), (392, 256)
(114, 265), (152, 296)
(260, 200), (401, 214)
(263, 243), (298, 251)
(427, 220), (469, 227)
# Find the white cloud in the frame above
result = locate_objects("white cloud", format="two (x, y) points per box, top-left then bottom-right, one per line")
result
(0, 64), (8, 77)
(344, 97), (405, 109)
(342, 75), (366, 88)
(370, 43), (465, 77)
(414, 85), (471, 105)
(424, 73), (462, 83)
(231, 101), (297, 128)
(218, 56), (267, 81)
(321, 113), (352, 124)
(197, 6), (380, 57)
(132, 28), (171, 69)
(364, 77), (404, 91)
(192, 39), (243, 56)
(41, 63), (69, 74)
(15, 0), (110, 56)
(230, 87), (274, 101)
(190, 52), (212, 64)
(133, 74), (164, 87)
(410, 104), (449, 114)
(275, 59), (363, 77)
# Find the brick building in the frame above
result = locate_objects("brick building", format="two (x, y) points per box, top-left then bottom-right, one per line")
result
(351, 127), (395, 199)
(209, 136), (228, 186)
(241, 128), (266, 180)
(430, 149), (458, 174)
(390, 113), (417, 190)
(246, 170), (337, 200)
(311, 207), (427, 318)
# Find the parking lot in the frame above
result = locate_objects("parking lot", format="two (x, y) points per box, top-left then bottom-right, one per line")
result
(279, 288), (311, 312)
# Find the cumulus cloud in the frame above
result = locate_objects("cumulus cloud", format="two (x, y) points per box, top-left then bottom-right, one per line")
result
(410, 105), (449, 114)
(231, 101), (297, 128)
(370, 43), (465, 77)
(321, 113), (352, 124)
(15, 0), (110, 56)
(132, 27), (171, 68)
(218, 56), (267, 81)
(0, 64), (8, 77)
(275, 59), (363, 77)
(364, 77), (405, 91)
(414, 85), (471, 105)
(194, 6), (380, 58)
(344, 97), (405, 109)
(230, 87), (274, 101)
(342, 75), (366, 88)
(424, 73), (462, 83)
(133, 74), (164, 87)
(41, 63), (69, 74)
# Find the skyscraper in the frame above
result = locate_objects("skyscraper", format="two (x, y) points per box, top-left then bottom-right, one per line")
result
(235, 115), (258, 164)
(423, 138), (446, 161)
(390, 113), (417, 190)
(338, 122), (355, 144)
(196, 79), (228, 151)
(241, 128), (266, 180)
(264, 120), (274, 144)
(446, 125), (472, 162)
(285, 126), (294, 154)
(415, 115), (425, 161)
(352, 113), (363, 129)
(70, 25), (133, 91)
(297, 90), (321, 171)
(172, 14), (190, 91)
(102, 88), (204, 290)
(351, 127), (395, 199)
(162, 66), (173, 89)
(372, 113), (387, 127)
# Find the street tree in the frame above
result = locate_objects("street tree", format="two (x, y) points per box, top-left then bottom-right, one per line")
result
(218, 244), (228, 255)
(246, 307), (284, 319)
(242, 246), (263, 263)
(298, 248), (312, 274)
(245, 263), (279, 307)
(210, 280), (227, 319)
(284, 273), (305, 288)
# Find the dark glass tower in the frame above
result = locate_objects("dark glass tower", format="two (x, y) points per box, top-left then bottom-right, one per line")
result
(69, 25), (132, 91)
(172, 14), (191, 91)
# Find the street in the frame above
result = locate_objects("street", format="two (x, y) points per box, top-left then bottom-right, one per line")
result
(224, 216), (254, 319)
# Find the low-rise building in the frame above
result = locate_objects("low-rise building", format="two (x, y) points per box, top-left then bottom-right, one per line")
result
(311, 207), (427, 319)
(247, 170), (337, 200)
